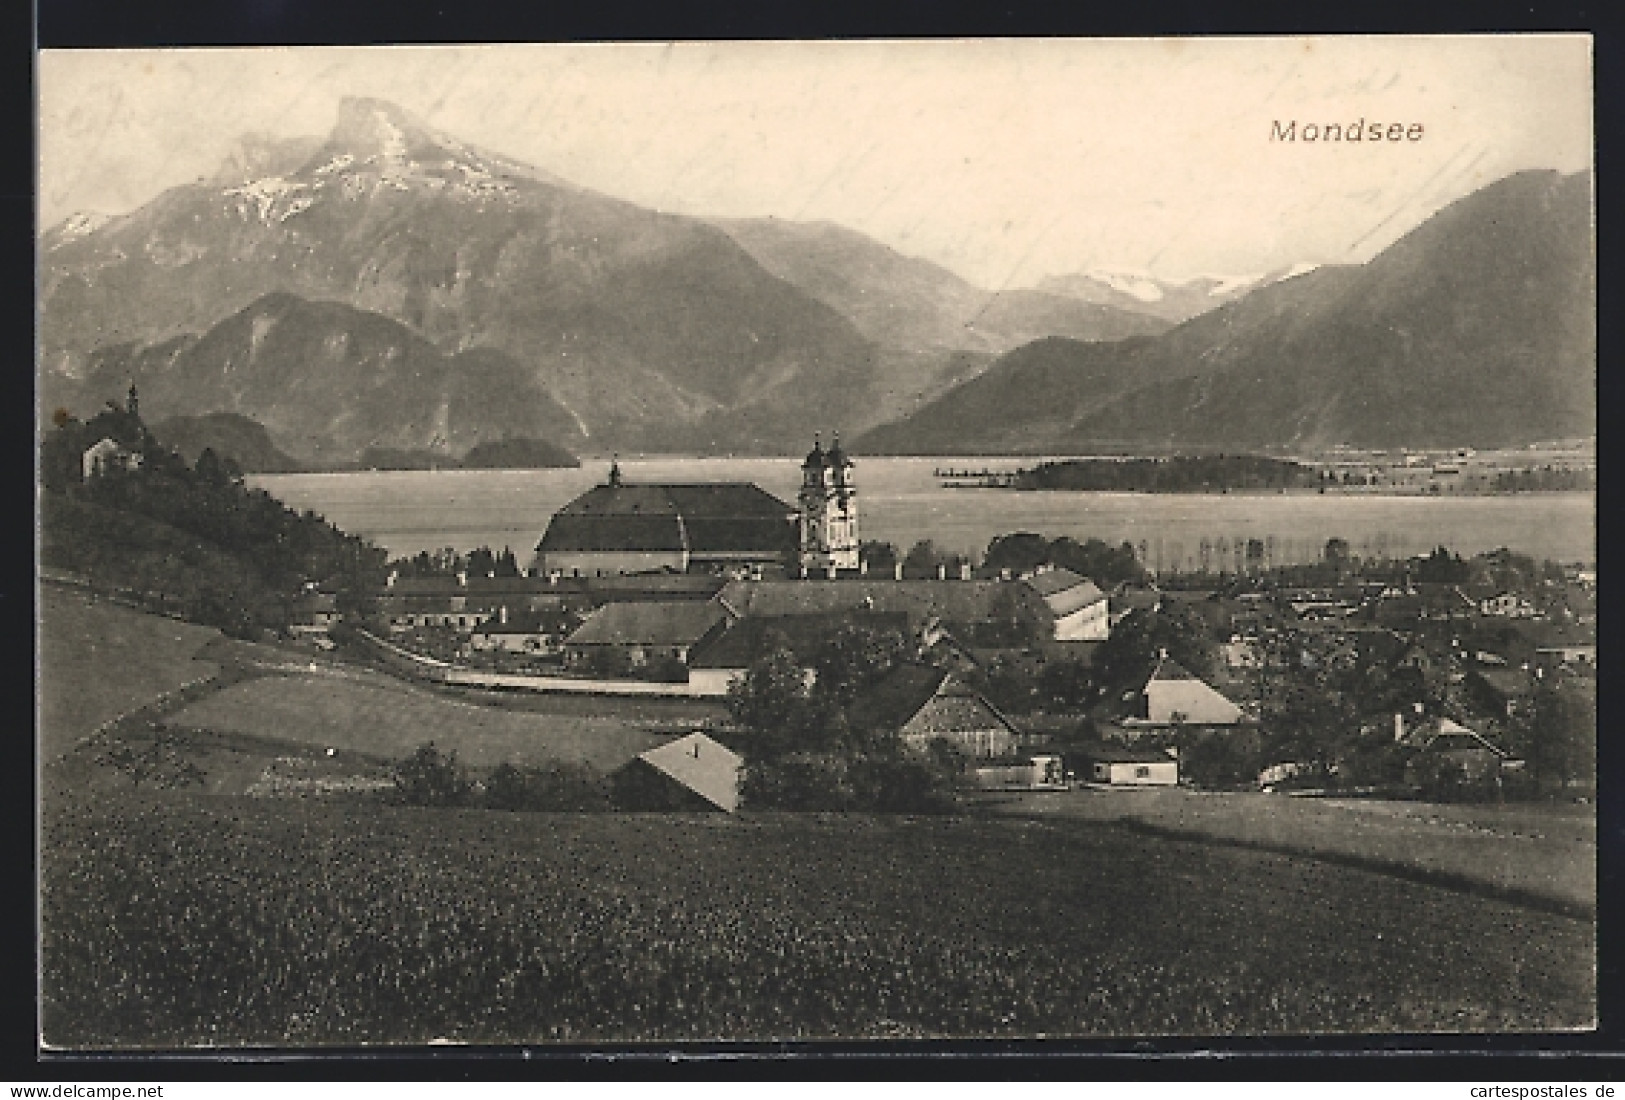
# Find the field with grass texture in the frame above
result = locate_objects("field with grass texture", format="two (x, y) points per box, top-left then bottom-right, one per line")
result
(171, 673), (683, 770)
(38, 586), (222, 758)
(992, 788), (1596, 913)
(41, 791), (1594, 1046)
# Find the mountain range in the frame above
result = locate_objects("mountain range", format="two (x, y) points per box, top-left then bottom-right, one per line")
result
(858, 170), (1595, 453)
(41, 98), (1593, 458)
(41, 98), (1180, 461)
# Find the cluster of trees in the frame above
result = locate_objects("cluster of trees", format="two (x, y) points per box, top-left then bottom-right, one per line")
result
(982, 533), (1146, 588)
(1015, 455), (1318, 493)
(720, 625), (957, 813)
(391, 742), (612, 811)
(40, 404), (386, 637)
(389, 545), (524, 579)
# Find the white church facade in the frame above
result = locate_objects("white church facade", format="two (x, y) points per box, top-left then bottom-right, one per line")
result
(797, 435), (860, 576)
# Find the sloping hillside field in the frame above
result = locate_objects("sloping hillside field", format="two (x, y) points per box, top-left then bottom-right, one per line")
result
(37, 585), (222, 759)
(168, 674), (687, 771)
(41, 794), (1594, 1045)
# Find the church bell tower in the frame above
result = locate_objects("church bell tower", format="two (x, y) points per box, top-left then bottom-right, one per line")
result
(798, 433), (859, 575)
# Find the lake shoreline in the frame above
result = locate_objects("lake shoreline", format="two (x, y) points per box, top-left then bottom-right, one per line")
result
(250, 460), (1596, 566)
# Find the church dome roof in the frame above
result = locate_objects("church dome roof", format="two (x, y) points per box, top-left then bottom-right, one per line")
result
(802, 436), (826, 469)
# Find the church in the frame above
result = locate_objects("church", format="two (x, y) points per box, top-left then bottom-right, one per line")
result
(532, 437), (861, 579)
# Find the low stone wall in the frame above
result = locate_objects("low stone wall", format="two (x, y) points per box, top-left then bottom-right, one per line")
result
(353, 629), (731, 698)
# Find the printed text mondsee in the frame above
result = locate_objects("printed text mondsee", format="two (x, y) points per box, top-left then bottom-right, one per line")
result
(1272, 119), (1424, 142)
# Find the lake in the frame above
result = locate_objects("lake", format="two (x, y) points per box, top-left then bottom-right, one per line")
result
(253, 457), (1596, 569)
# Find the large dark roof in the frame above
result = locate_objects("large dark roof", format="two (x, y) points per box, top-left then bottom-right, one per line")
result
(848, 665), (1019, 738)
(717, 579), (1027, 626)
(689, 611), (910, 670)
(564, 600), (733, 647)
(537, 482), (796, 556)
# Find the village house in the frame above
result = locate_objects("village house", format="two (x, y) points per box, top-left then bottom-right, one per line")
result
(967, 753), (1067, 791)
(1023, 566), (1111, 640)
(561, 599), (734, 670)
(289, 590), (340, 637)
(468, 606), (578, 655)
(1470, 665), (1538, 720)
(81, 437), (142, 481)
(1081, 743), (1180, 786)
(1108, 587), (1162, 628)
(1402, 717), (1521, 786)
(1134, 655), (1246, 726)
(1374, 583), (1479, 626)
(849, 664), (1023, 759)
(1480, 591), (1540, 618)
(610, 732), (743, 812)
(684, 609), (912, 695)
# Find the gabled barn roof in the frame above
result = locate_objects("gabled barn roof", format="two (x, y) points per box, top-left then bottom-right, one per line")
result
(848, 665), (1020, 739)
(633, 732), (743, 812)
(564, 600), (733, 647)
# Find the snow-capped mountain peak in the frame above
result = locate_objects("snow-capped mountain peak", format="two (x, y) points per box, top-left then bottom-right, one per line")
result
(1084, 269), (1166, 303)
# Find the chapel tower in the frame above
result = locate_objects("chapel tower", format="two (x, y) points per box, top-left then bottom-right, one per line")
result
(798, 433), (859, 575)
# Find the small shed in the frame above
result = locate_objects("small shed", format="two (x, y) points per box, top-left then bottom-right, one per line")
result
(1086, 745), (1179, 786)
(611, 732), (743, 812)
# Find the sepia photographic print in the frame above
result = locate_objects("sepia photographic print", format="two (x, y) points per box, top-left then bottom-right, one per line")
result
(36, 37), (1596, 1048)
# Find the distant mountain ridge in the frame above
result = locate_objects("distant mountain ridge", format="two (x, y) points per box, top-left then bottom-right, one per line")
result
(149, 412), (304, 473)
(710, 217), (1170, 353)
(43, 96), (1157, 455)
(1033, 270), (1288, 325)
(71, 292), (588, 465)
(859, 170), (1594, 453)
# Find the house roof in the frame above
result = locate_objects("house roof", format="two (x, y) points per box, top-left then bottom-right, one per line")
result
(716, 579), (1023, 627)
(1148, 656), (1200, 682)
(388, 577), (464, 596)
(1421, 719), (1511, 758)
(1474, 667), (1535, 697)
(586, 574), (730, 600)
(1023, 568), (1107, 618)
(848, 665), (1020, 738)
(463, 576), (554, 595)
(632, 732), (743, 812)
(537, 482), (797, 556)
(385, 595), (460, 613)
(1079, 743), (1176, 765)
(473, 608), (575, 635)
(1110, 589), (1162, 616)
(688, 611), (910, 670)
(564, 600), (732, 647)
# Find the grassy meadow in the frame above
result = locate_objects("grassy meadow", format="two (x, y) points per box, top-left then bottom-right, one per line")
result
(169, 673), (691, 771)
(37, 586), (222, 758)
(40, 788), (1595, 1047)
(989, 788), (1597, 914)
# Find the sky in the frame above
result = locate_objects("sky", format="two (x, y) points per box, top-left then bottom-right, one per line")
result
(38, 37), (1592, 289)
